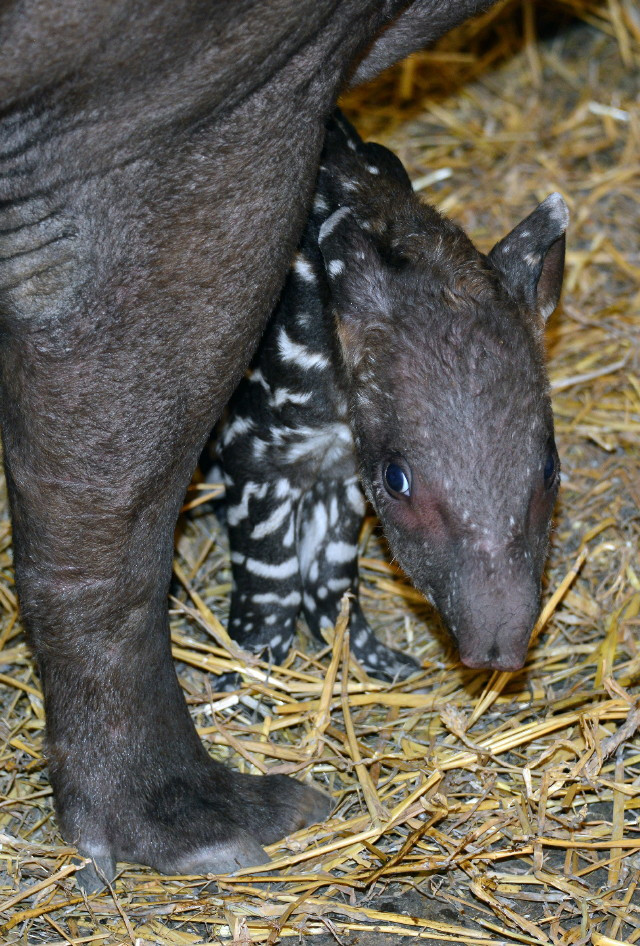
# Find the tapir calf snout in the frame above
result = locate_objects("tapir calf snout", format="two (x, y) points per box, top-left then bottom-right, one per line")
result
(449, 562), (541, 672)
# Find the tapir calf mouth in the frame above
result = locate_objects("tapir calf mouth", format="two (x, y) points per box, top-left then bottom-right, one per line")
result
(460, 652), (527, 672)
(458, 636), (531, 672)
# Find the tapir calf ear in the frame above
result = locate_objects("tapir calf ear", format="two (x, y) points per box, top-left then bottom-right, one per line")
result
(488, 192), (569, 323)
(318, 207), (391, 369)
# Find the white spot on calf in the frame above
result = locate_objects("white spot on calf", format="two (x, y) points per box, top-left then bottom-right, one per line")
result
(327, 577), (351, 593)
(365, 164), (380, 175)
(328, 259), (345, 277)
(275, 478), (293, 498)
(313, 193), (328, 213)
(293, 253), (316, 283)
(326, 541), (358, 564)
(303, 592), (317, 612)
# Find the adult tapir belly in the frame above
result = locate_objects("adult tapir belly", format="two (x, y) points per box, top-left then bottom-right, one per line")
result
(0, 0), (499, 890)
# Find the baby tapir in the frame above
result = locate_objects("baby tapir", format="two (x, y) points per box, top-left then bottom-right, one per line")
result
(218, 109), (567, 677)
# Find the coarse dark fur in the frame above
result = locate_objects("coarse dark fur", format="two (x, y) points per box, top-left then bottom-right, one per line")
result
(1, 0), (518, 888)
(218, 111), (567, 682)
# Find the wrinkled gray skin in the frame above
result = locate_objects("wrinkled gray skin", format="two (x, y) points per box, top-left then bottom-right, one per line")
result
(0, 0), (498, 888)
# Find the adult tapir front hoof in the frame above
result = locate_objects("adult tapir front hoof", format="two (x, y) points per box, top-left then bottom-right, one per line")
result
(65, 766), (331, 889)
(75, 831), (271, 893)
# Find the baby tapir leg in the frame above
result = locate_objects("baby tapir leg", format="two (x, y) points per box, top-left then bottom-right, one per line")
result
(225, 476), (302, 666)
(297, 476), (419, 680)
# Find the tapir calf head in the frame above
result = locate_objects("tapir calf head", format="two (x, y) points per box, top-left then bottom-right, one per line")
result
(319, 154), (567, 672)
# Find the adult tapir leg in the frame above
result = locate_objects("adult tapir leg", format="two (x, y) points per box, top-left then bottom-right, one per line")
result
(0, 0), (500, 885)
(0, 78), (341, 886)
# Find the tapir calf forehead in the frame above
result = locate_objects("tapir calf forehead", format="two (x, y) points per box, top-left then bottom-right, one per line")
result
(353, 314), (553, 514)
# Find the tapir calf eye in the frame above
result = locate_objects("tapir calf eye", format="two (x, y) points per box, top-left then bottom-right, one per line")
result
(384, 462), (411, 498)
(543, 439), (559, 489)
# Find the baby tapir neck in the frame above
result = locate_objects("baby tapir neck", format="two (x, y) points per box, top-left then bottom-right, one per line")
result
(219, 108), (567, 676)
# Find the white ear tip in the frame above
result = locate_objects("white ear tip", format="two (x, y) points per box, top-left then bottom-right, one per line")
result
(542, 192), (569, 230)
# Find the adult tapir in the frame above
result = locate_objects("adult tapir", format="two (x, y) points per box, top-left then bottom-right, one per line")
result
(1, 0), (508, 887)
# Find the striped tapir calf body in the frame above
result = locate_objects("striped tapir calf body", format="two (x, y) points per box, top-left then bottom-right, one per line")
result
(219, 110), (567, 681)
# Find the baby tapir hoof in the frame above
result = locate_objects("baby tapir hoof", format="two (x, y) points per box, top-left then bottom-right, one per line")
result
(216, 615), (419, 689)
(345, 610), (420, 681)
(70, 771), (330, 890)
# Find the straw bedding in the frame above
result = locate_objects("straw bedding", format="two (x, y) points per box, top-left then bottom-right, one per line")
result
(0, 1), (638, 942)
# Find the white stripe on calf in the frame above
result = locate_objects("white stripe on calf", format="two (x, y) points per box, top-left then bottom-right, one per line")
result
(227, 482), (269, 527)
(221, 414), (253, 446)
(245, 556), (299, 579)
(298, 502), (328, 579)
(282, 518), (295, 547)
(251, 591), (302, 607)
(248, 367), (270, 390)
(250, 500), (292, 540)
(277, 327), (330, 369)
(318, 206), (351, 243)
(272, 387), (312, 408)
(346, 481), (365, 515)
(325, 541), (358, 564)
